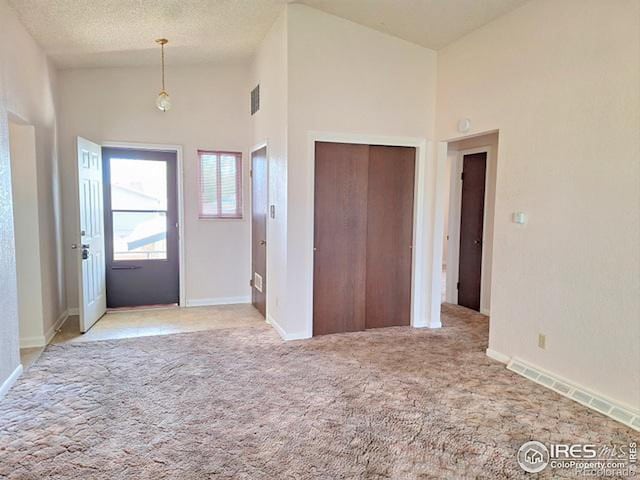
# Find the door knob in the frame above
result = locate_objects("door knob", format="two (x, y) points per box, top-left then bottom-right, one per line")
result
(474, 239), (482, 245)
(259, 240), (266, 246)
(82, 248), (89, 260)
(82, 243), (90, 249)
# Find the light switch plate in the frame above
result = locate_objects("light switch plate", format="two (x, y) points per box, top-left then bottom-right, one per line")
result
(512, 212), (526, 224)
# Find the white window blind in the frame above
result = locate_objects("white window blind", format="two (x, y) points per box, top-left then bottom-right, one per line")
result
(198, 150), (243, 219)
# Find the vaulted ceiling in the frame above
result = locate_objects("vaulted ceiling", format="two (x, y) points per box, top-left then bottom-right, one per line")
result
(8, 0), (528, 68)
(300, 0), (528, 50)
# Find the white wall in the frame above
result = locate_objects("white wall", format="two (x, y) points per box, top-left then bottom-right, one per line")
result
(9, 122), (46, 346)
(58, 63), (253, 308)
(437, 0), (640, 409)
(250, 10), (289, 327)
(284, 5), (438, 336)
(0, 0), (64, 388)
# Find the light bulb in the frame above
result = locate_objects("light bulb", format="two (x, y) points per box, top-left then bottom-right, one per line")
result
(156, 91), (171, 111)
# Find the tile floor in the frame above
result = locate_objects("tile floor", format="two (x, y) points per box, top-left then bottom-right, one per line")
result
(20, 303), (265, 369)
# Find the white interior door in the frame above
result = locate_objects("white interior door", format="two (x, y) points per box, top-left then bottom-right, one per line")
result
(77, 137), (106, 332)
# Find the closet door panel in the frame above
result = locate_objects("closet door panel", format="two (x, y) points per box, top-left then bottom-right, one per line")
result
(313, 142), (370, 336)
(365, 145), (415, 328)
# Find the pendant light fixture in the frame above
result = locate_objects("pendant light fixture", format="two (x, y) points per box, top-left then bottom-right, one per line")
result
(155, 38), (171, 112)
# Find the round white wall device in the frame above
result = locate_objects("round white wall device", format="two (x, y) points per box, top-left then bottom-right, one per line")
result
(457, 118), (471, 133)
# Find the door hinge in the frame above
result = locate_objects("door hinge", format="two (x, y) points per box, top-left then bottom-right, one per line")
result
(249, 279), (254, 287)
(460, 172), (464, 181)
(250, 169), (253, 178)
(456, 282), (460, 290)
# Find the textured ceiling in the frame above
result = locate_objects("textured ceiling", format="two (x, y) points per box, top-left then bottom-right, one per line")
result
(8, 0), (529, 69)
(7, 0), (288, 68)
(299, 0), (529, 50)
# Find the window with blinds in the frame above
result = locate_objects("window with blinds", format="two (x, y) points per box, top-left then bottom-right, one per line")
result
(197, 150), (243, 219)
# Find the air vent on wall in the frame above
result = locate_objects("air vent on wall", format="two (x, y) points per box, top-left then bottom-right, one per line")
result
(251, 84), (260, 115)
(254, 272), (263, 293)
(507, 357), (640, 431)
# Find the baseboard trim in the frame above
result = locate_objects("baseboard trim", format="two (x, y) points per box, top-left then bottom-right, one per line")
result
(268, 315), (309, 341)
(185, 296), (251, 307)
(268, 315), (288, 340)
(413, 321), (442, 329)
(44, 310), (70, 344)
(19, 335), (47, 349)
(19, 309), (70, 348)
(507, 357), (640, 432)
(486, 348), (510, 364)
(0, 364), (23, 400)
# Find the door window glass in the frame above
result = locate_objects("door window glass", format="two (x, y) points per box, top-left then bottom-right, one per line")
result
(110, 159), (167, 210)
(110, 158), (168, 261)
(112, 212), (167, 260)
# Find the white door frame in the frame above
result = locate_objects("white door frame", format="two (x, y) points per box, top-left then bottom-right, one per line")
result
(250, 141), (270, 322)
(305, 131), (441, 338)
(101, 141), (186, 307)
(446, 145), (493, 314)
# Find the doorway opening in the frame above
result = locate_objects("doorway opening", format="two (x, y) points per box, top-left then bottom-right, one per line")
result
(442, 132), (498, 315)
(73, 138), (185, 336)
(8, 119), (47, 367)
(102, 147), (180, 309)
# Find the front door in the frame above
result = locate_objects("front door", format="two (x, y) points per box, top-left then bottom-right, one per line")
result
(251, 147), (268, 316)
(77, 137), (107, 332)
(457, 152), (487, 311)
(102, 147), (179, 308)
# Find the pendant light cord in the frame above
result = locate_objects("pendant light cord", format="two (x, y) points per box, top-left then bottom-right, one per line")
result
(161, 43), (166, 92)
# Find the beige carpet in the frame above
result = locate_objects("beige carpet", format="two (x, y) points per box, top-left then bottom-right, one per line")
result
(0, 305), (634, 479)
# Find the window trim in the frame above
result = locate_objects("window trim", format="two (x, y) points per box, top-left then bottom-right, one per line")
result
(197, 149), (243, 219)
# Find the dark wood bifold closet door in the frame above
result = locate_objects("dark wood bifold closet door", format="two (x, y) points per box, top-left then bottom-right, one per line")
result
(365, 145), (415, 328)
(313, 142), (416, 336)
(313, 142), (369, 336)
